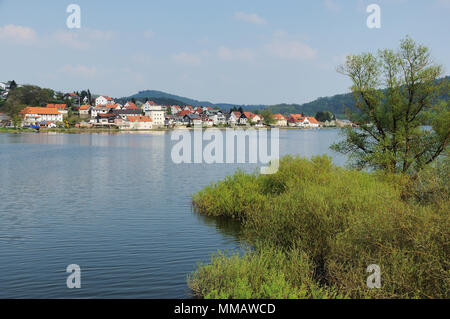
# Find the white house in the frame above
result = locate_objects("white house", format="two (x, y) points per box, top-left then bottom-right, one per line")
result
(273, 114), (288, 127)
(227, 111), (241, 125)
(20, 107), (63, 126)
(144, 106), (165, 127)
(142, 101), (163, 112)
(95, 95), (115, 106)
(126, 115), (153, 130)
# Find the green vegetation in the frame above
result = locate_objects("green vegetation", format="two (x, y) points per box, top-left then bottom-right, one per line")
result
(332, 37), (449, 174)
(315, 111), (335, 122)
(190, 155), (449, 299)
(260, 110), (274, 125)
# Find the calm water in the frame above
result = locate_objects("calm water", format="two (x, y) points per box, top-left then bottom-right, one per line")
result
(0, 129), (345, 298)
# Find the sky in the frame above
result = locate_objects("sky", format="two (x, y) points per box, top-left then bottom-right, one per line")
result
(0, 0), (449, 105)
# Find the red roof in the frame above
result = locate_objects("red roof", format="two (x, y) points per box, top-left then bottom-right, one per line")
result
(232, 111), (241, 118)
(307, 117), (319, 124)
(21, 107), (61, 115)
(289, 114), (305, 122)
(79, 105), (90, 110)
(46, 104), (67, 110)
(128, 115), (152, 122)
(273, 113), (287, 120)
(242, 112), (256, 119)
(177, 110), (192, 117)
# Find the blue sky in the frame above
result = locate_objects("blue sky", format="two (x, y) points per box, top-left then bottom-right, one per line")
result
(0, 0), (449, 104)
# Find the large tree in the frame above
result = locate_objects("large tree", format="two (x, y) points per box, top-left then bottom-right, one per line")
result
(331, 37), (449, 174)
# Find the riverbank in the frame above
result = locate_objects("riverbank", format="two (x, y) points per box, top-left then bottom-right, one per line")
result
(189, 155), (449, 299)
(0, 126), (336, 134)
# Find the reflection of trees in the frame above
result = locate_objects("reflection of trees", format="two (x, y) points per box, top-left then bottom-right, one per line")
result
(193, 209), (243, 243)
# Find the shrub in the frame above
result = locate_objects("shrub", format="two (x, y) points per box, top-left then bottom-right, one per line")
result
(190, 155), (449, 298)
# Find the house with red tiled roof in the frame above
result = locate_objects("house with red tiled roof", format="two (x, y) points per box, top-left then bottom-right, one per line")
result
(125, 115), (153, 130)
(227, 111), (241, 125)
(79, 105), (91, 118)
(46, 104), (68, 115)
(124, 101), (139, 110)
(95, 95), (115, 106)
(273, 113), (288, 126)
(288, 114), (320, 128)
(239, 112), (263, 125)
(20, 107), (63, 126)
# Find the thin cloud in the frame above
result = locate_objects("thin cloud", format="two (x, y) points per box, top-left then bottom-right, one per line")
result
(53, 28), (115, 50)
(0, 24), (37, 44)
(217, 46), (254, 61)
(171, 51), (209, 66)
(266, 34), (317, 60)
(234, 12), (267, 25)
(58, 64), (98, 77)
(324, 0), (341, 12)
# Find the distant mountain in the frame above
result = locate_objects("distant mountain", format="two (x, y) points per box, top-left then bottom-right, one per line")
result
(119, 75), (449, 118)
(118, 90), (218, 107)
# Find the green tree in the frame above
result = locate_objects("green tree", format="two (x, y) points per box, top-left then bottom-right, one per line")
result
(12, 114), (22, 128)
(261, 109), (274, 125)
(315, 111), (335, 122)
(331, 37), (449, 174)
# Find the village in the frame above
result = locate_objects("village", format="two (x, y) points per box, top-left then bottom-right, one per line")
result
(0, 88), (343, 131)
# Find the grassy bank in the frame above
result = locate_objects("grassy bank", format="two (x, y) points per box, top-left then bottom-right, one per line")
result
(190, 155), (449, 299)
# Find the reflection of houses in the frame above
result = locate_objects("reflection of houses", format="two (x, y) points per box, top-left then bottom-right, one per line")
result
(273, 113), (288, 127)
(20, 107), (63, 126)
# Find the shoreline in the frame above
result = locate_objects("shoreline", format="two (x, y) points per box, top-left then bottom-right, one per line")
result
(0, 126), (339, 135)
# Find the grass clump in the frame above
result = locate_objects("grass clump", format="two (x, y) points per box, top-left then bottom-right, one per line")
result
(190, 155), (449, 299)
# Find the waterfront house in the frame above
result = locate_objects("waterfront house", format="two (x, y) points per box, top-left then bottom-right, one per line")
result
(240, 112), (262, 125)
(288, 114), (306, 127)
(184, 113), (202, 126)
(46, 104), (68, 116)
(306, 117), (320, 128)
(144, 108), (165, 128)
(93, 113), (122, 127)
(126, 115), (153, 130)
(112, 109), (143, 121)
(227, 111), (241, 125)
(20, 107), (63, 126)
(273, 113), (288, 127)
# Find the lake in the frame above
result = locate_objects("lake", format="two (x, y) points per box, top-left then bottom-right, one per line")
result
(0, 129), (345, 298)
